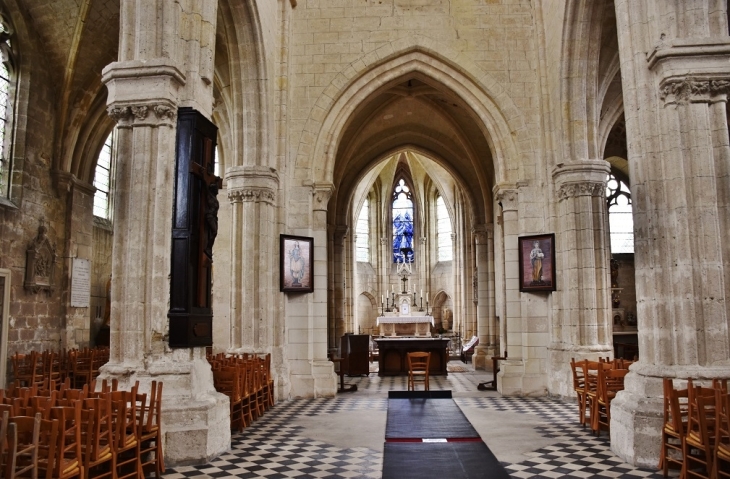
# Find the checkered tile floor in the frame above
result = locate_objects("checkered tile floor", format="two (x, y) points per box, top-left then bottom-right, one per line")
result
(163, 366), (669, 478)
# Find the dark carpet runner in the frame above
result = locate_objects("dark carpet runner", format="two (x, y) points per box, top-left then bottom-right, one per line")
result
(382, 390), (511, 479)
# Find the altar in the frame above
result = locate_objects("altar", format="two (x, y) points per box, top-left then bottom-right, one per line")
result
(376, 315), (434, 337)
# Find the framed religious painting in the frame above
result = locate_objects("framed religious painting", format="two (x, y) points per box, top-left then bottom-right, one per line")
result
(280, 234), (314, 293)
(518, 233), (556, 292)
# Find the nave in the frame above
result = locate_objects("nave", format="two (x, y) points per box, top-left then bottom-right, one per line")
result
(165, 365), (666, 479)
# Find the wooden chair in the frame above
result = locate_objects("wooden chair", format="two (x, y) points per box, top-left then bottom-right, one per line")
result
(593, 366), (628, 436)
(213, 369), (244, 432)
(49, 402), (83, 478)
(80, 396), (115, 479)
(110, 389), (142, 479)
(659, 378), (690, 477)
(263, 353), (275, 409)
(4, 412), (42, 479)
(713, 386), (730, 479)
(407, 352), (431, 391)
(139, 381), (164, 479)
(570, 358), (588, 426)
(582, 360), (611, 431)
(12, 352), (40, 388)
(683, 384), (717, 479)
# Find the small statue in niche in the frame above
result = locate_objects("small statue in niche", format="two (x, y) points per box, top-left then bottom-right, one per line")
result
(24, 218), (57, 295)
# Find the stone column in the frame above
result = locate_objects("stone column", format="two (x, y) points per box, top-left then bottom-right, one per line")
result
(473, 224), (493, 368)
(612, 0), (730, 466)
(549, 161), (613, 398)
(287, 182), (337, 397)
(100, 1), (229, 466)
(332, 225), (348, 340)
(494, 186), (525, 394)
(225, 166), (279, 355)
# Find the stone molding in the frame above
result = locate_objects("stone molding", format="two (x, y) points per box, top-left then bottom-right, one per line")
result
(52, 170), (96, 197)
(226, 166), (279, 205)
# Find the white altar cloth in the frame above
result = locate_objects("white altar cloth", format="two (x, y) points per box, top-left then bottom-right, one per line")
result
(377, 316), (434, 326)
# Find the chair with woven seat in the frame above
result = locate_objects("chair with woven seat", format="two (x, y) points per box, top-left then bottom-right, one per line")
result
(213, 368), (244, 432)
(139, 381), (165, 479)
(683, 383), (717, 479)
(593, 366), (628, 436)
(110, 387), (142, 479)
(570, 358), (588, 426)
(713, 386), (730, 479)
(659, 377), (690, 477)
(49, 401), (83, 478)
(80, 395), (115, 479)
(3, 412), (42, 479)
(407, 352), (431, 391)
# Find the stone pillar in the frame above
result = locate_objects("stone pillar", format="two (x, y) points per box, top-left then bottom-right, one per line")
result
(287, 182), (337, 397)
(549, 161), (613, 398)
(473, 224), (493, 369)
(225, 166), (279, 355)
(494, 186), (525, 394)
(612, 0), (730, 466)
(100, 0), (229, 466)
(332, 225), (348, 339)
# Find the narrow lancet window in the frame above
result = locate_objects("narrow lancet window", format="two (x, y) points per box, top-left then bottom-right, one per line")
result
(93, 132), (114, 220)
(392, 179), (414, 263)
(606, 173), (633, 253)
(356, 199), (370, 262)
(437, 196), (453, 261)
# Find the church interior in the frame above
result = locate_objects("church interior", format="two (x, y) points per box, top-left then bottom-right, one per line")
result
(0, 0), (729, 475)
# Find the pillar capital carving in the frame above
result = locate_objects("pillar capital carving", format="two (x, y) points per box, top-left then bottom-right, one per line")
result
(106, 101), (178, 128)
(659, 77), (730, 105)
(552, 160), (610, 201)
(333, 225), (349, 245)
(557, 181), (605, 200)
(311, 182), (334, 211)
(472, 224), (490, 244)
(226, 166), (279, 205)
(493, 184), (518, 211)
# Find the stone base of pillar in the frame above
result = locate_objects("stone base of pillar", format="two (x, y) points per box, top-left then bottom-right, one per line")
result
(290, 360), (337, 398)
(163, 394), (231, 466)
(548, 346), (613, 398)
(98, 357), (231, 467)
(609, 372), (664, 468)
(472, 346), (492, 370)
(497, 358), (525, 395)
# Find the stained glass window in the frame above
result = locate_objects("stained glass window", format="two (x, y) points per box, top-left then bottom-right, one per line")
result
(0, 21), (11, 198)
(93, 132), (113, 219)
(356, 199), (369, 262)
(606, 173), (633, 253)
(436, 196), (453, 261)
(392, 179), (414, 263)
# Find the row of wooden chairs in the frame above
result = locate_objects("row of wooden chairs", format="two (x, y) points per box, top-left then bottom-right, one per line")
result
(570, 357), (632, 436)
(11, 348), (110, 390)
(660, 377), (729, 479)
(0, 378), (163, 479)
(207, 353), (275, 432)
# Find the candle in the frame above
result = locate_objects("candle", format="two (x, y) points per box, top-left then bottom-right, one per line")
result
(381, 294), (384, 303)
(420, 289), (423, 298)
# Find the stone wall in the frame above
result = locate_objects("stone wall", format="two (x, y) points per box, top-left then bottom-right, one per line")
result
(90, 220), (113, 345)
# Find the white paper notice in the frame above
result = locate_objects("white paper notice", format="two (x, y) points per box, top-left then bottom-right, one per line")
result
(71, 258), (91, 308)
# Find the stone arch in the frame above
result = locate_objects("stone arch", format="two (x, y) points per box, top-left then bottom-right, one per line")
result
(212, 0), (269, 172)
(296, 38), (527, 189)
(356, 292), (378, 335)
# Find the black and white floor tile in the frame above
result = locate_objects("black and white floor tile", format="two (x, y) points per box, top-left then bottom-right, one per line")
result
(163, 369), (670, 478)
